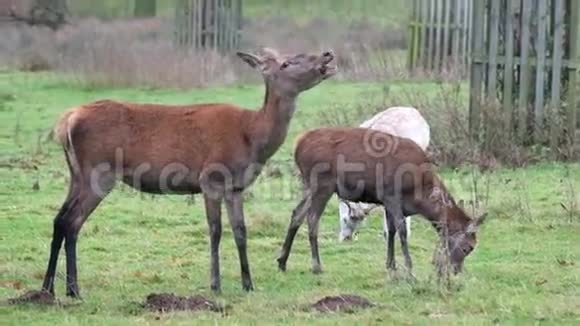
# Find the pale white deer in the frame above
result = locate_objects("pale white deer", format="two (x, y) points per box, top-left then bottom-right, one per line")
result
(338, 106), (430, 241)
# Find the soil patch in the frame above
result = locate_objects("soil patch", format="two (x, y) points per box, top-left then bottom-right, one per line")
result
(312, 294), (375, 313)
(143, 293), (222, 313)
(7, 290), (56, 305)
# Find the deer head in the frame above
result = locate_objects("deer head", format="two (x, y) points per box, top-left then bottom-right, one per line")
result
(338, 201), (375, 241)
(236, 48), (337, 98)
(447, 210), (488, 274)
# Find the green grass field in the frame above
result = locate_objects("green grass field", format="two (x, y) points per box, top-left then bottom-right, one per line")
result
(0, 71), (579, 325)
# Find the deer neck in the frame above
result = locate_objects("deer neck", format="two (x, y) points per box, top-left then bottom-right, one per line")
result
(415, 183), (466, 235)
(252, 82), (297, 163)
(423, 204), (470, 236)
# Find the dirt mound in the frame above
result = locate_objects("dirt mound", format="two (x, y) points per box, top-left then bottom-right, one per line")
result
(312, 294), (375, 313)
(7, 290), (56, 305)
(143, 293), (222, 313)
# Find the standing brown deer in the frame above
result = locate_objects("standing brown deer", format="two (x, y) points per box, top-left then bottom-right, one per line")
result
(277, 127), (486, 276)
(41, 48), (337, 298)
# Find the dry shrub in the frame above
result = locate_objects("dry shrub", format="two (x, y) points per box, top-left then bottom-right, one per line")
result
(308, 82), (541, 168)
(242, 16), (408, 81)
(0, 24), (58, 71)
(0, 14), (408, 88)
(57, 18), (240, 88)
(398, 84), (535, 168)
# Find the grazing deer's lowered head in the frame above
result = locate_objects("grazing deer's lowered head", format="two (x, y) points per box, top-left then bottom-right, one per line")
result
(41, 48), (337, 298)
(435, 197), (487, 274)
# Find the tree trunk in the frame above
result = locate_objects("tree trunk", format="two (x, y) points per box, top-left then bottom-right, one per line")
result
(8, 0), (68, 30)
(134, 0), (156, 17)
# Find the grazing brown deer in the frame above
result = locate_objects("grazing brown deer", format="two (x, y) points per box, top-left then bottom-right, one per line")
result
(42, 48), (337, 298)
(277, 127), (486, 276)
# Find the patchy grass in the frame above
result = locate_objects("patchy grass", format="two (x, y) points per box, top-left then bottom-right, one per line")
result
(0, 71), (579, 325)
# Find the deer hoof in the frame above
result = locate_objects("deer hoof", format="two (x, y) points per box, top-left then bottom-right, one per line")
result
(277, 258), (287, 272)
(311, 265), (323, 274)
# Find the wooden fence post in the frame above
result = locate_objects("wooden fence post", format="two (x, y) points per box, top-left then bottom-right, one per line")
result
(567, 0), (580, 155)
(517, 2), (532, 143)
(533, 0), (548, 141)
(503, 0), (515, 134)
(408, 0), (473, 75)
(549, 0), (565, 155)
(174, 0), (242, 52)
(468, 0), (485, 140)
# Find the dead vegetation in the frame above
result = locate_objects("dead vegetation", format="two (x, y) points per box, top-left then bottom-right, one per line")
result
(7, 289), (55, 305)
(311, 294), (375, 313)
(0, 15), (406, 88)
(309, 82), (564, 168)
(143, 293), (223, 313)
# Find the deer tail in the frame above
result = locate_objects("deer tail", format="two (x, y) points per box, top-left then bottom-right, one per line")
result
(53, 107), (82, 175)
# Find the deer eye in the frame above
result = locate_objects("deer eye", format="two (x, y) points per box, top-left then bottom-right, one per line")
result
(463, 244), (474, 254)
(280, 61), (290, 69)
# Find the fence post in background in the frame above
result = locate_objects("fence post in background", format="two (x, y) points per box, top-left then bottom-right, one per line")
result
(407, 0), (419, 71)
(451, 0), (461, 66)
(434, 0), (442, 72)
(533, 0), (548, 141)
(407, 0), (473, 76)
(567, 0), (580, 155)
(468, 0), (485, 140)
(549, 0), (565, 156)
(517, 2), (532, 143)
(420, 0), (429, 68)
(442, 0), (451, 72)
(174, 0), (242, 52)
(503, 0), (515, 134)
(174, 0), (190, 47)
(486, 0), (500, 98)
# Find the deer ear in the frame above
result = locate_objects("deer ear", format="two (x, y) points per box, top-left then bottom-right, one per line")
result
(236, 52), (263, 70)
(260, 47), (281, 60)
(466, 213), (487, 234)
(465, 222), (477, 234)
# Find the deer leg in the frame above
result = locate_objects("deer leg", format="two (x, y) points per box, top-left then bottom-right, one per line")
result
(203, 194), (222, 292)
(277, 192), (311, 271)
(384, 207), (397, 271)
(382, 209), (389, 242)
(65, 172), (115, 298)
(42, 149), (81, 296)
(42, 190), (79, 296)
(224, 191), (253, 291)
(397, 217), (413, 273)
(306, 190), (332, 274)
(384, 198), (413, 274)
(387, 214), (412, 239)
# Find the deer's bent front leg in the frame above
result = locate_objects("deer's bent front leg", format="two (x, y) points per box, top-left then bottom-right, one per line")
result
(277, 192), (311, 271)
